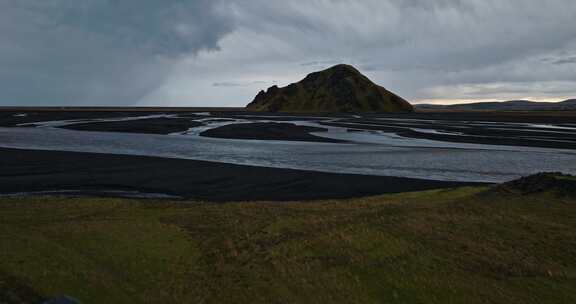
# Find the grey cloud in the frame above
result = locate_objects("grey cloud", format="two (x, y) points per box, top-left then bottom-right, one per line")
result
(46, 0), (233, 56)
(212, 81), (268, 88)
(234, 1), (576, 69)
(300, 60), (341, 67)
(552, 56), (576, 65)
(0, 0), (233, 105)
(2, 0), (576, 106)
(222, 0), (576, 102)
(422, 81), (576, 101)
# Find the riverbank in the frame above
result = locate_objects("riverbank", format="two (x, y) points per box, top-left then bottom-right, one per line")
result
(0, 148), (473, 201)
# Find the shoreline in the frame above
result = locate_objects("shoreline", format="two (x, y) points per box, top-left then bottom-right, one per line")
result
(0, 147), (481, 201)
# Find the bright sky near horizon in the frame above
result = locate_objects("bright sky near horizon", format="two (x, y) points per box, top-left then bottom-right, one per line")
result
(1, 0), (575, 106)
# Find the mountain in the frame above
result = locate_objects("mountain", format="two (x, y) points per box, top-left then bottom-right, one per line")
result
(246, 64), (413, 113)
(416, 99), (576, 111)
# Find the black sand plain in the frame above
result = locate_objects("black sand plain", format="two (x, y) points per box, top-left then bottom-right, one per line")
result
(200, 122), (346, 143)
(1, 109), (574, 200)
(61, 117), (203, 135)
(0, 148), (470, 201)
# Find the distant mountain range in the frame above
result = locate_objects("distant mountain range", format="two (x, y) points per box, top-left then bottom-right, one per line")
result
(416, 99), (576, 111)
(247, 64), (413, 113)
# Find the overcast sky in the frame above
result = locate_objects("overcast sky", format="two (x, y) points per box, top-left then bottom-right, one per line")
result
(2, 0), (576, 106)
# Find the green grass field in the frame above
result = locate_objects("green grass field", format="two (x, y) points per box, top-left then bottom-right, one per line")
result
(1, 186), (575, 303)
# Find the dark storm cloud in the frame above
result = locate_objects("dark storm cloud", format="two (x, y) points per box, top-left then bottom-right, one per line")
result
(44, 0), (231, 55)
(1, 0), (576, 106)
(552, 56), (576, 65)
(0, 0), (233, 105)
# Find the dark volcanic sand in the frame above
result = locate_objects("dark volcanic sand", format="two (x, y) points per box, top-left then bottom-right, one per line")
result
(0, 148), (474, 201)
(0, 111), (161, 127)
(61, 117), (203, 135)
(3, 110), (576, 148)
(200, 122), (346, 143)
(320, 121), (576, 150)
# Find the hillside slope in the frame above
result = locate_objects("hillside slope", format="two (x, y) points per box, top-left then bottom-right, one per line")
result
(2, 174), (575, 303)
(247, 64), (413, 113)
(417, 99), (576, 111)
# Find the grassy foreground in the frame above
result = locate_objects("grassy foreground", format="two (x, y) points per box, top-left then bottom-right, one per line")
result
(1, 187), (575, 303)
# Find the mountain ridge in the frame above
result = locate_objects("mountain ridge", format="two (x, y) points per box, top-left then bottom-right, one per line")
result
(417, 99), (576, 111)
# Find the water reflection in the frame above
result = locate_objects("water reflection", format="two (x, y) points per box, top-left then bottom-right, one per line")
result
(0, 124), (575, 183)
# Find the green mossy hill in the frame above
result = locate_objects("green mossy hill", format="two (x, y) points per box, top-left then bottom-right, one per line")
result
(246, 64), (414, 113)
(2, 179), (576, 303)
(493, 172), (576, 197)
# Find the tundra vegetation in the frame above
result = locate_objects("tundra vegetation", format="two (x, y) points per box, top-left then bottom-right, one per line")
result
(1, 175), (575, 303)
